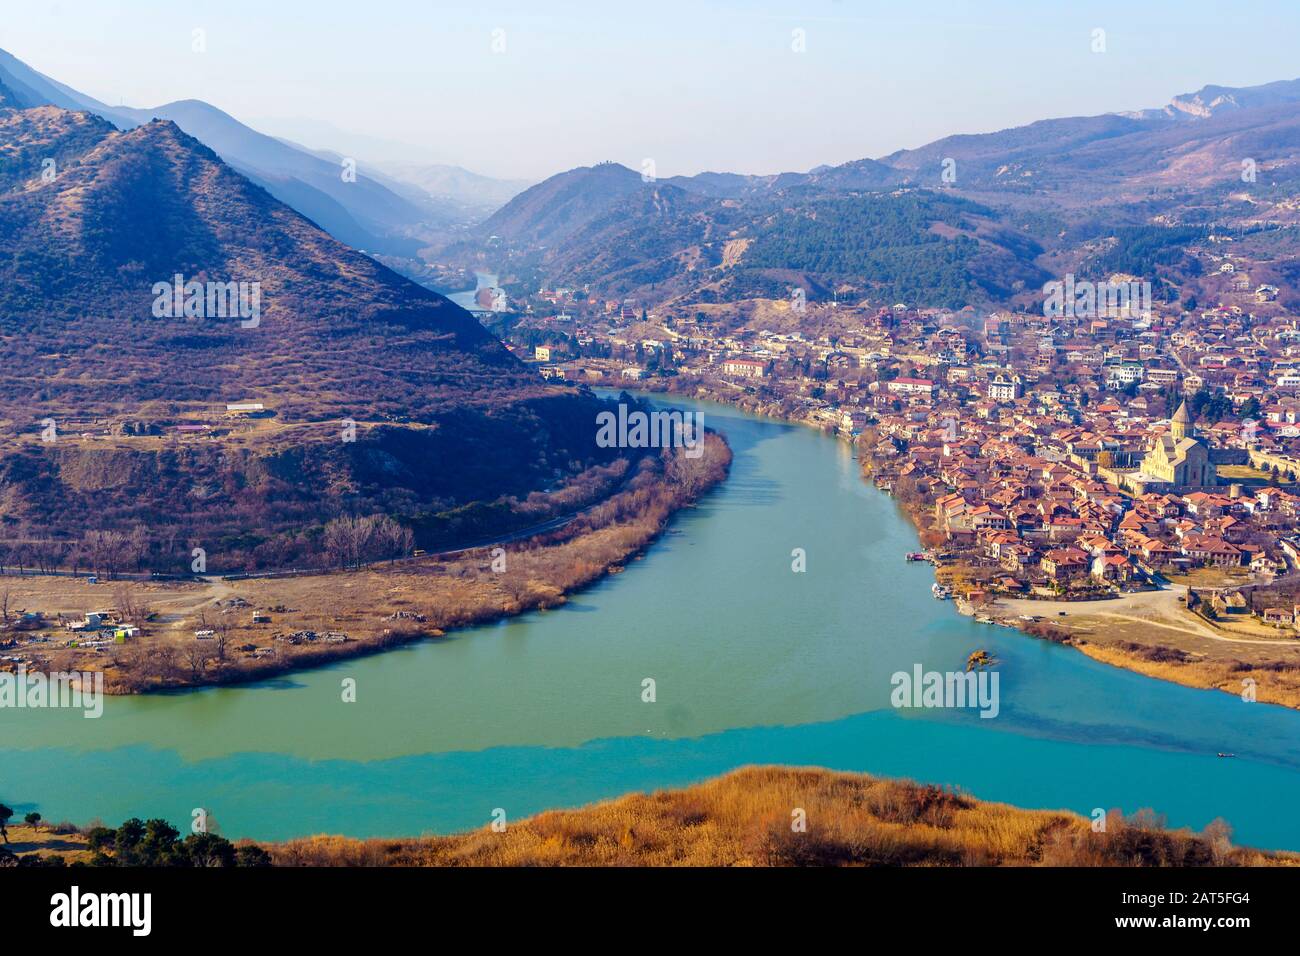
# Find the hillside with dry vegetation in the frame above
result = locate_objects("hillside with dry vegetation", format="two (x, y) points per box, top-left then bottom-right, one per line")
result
(0, 91), (629, 568)
(268, 766), (1293, 867)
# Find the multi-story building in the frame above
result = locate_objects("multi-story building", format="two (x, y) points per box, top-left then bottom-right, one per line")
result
(722, 358), (767, 379)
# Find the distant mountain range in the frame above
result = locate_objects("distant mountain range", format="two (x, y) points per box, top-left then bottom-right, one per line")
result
(878, 80), (1300, 199)
(1125, 78), (1300, 122)
(0, 83), (612, 558)
(245, 114), (533, 215)
(466, 77), (1300, 310)
(8, 44), (1300, 316)
(0, 49), (525, 255)
(371, 161), (532, 215)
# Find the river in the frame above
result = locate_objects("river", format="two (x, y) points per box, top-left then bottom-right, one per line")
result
(447, 271), (497, 310)
(4, 395), (1300, 848)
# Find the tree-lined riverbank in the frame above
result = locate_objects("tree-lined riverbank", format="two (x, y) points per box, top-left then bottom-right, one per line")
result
(2, 435), (730, 694)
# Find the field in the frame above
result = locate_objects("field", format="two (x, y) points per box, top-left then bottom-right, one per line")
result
(1, 823), (94, 865)
(1217, 464), (1297, 486)
(1163, 566), (1253, 589)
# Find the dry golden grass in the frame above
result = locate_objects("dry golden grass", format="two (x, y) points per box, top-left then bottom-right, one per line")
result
(1216, 464), (1297, 486)
(1078, 643), (1300, 709)
(268, 766), (1295, 867)
(1, 824), (94, 865)
(1165, 566), (1253, 589)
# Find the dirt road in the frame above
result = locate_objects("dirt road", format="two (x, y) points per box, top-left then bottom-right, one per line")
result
(996, 586), (1300, 647)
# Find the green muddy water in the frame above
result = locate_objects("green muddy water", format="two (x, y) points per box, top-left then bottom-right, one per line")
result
(4, 395), (1300, 847)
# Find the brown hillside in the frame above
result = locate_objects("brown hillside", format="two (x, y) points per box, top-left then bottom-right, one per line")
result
(0, 105), (622, 566)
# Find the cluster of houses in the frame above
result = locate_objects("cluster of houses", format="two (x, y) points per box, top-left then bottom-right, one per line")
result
(1207, 590), (1300, 627)
(508, 252), (1300, 605)
(0, 606), (142, 671)
(859, 386), (1300, 594)
(65, 610), (140, 648)
(857, 380), (1300, 602)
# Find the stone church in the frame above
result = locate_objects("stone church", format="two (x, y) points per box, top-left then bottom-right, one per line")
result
(1137, 401), (1215, 490)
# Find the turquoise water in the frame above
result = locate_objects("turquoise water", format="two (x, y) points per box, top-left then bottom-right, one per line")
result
(4, 396), (1300, 847)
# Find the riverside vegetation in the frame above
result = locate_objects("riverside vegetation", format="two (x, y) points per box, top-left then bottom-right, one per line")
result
(2, 434), (730, 693)
(6, 768), (1291, 867)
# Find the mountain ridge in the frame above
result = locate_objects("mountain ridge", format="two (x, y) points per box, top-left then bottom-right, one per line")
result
(461, 72), (1300, 311)
(0, 101), (615, 564)
(0, 49), (438, 254)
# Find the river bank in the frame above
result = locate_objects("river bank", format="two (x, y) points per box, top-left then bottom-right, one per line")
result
(607, 373), (1300, 709)
(3, 435), (730, 694)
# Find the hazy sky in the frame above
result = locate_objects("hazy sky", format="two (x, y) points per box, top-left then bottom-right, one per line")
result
(6, 0), (1300, 181)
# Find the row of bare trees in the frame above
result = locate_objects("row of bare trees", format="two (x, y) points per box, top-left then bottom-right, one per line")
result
(0, 527), (153, 579)
(322, 514), (414, 570)
(0, 513), (418, 577)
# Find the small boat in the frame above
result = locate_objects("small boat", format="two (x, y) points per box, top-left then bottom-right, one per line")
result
(1217, 752), (1236, 759)
(931, 583), (952, 600)
(905, 552), (927, 562)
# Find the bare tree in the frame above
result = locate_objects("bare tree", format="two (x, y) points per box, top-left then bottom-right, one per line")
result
(214, 619), (231, 663)
(128, 526), (151, 573)
(80, 529), (133, 579)
(149, 645), (179, 682)
(183, 644), (212, 680)
(113, 585), (138, 623)
(664, 444), (716, 499)
(100, 530), (131, 580)
(381, 519), (414, 565)
(33, 540), (68, 575)
(323, 514), (413, 569)
(323, 515), (367, 570)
